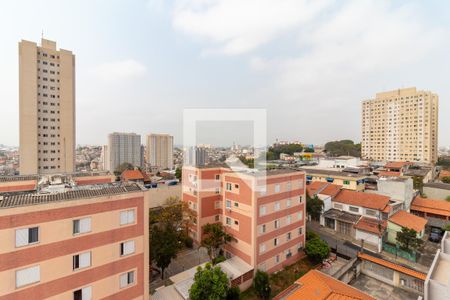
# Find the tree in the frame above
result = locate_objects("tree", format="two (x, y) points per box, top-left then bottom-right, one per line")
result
(150, 224), (180, 279)
(306, 193), (324, 222)
(114, 162), (134, 176)
(305, 237), (330, 263)
(239, 156), (254, 168)
(443, 224), (450, 231)
(201, 223), (234, 263)
(253, 270), (271, 300)
(189, 263), (229, 300)
(412, 176), (424, 195)
(303, 147), (314, 153)
(442, 176), (450, 184)
(226, 286), (240, 300)
(324, 140), (361, 157)
(267, 144), (303, 160)
(446, 196), (450, 202)
(175, 167), (182, 181)
(396, 227), (423, 252)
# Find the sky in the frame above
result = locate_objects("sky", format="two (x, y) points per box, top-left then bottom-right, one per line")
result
(0, 0), (449, 147)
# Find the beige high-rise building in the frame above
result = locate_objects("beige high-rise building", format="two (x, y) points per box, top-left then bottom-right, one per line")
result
(19, 38), (75, 175)
(362, 87), (438, 163)
(146, 133), (173, 170)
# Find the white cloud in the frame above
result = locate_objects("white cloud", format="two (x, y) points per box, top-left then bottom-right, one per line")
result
(173, 0), (332, 55)
(90, 59), (147, 81)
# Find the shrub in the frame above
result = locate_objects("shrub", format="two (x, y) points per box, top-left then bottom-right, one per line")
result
(212, 255), (226, 265)
(184, 236), (194, 248)
(253, 270), (271, 300)
(305, 238), (330, 263)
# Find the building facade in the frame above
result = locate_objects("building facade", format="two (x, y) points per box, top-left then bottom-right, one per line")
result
(0, 185), (149, 299)
(146, 134), (173, 170)
(362, 87), (438, 163)
(19, 38), (76, 175)
(182, 166), (306, 274)
(107, 133), (142, 172)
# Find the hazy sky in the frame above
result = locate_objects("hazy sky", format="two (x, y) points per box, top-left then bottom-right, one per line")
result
(0, 0), (449, 147)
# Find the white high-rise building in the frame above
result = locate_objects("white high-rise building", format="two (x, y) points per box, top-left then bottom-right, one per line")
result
(106, 133), (142, 172)
(146, 134), (173, 170)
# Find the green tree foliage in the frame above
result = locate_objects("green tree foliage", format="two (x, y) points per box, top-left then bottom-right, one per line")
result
(396, 227), (423, 252)
(253, 270), (271, 300)
(413, 176), (425, 195)
(437, 157), (450, 170)
(324, 140), (361, 157)
(114, 162), (134, 176)
(306, 193), (324, 222)
(305, 237), (330, 263)
(266, 143), (303, 160)
(442, 176), (450, 184)
(443, 224), (450, 231)
(201, 223), (234, 263)
(226, 286), (241, 300)
(150, 224), (180, 279)
(446, 196), (450, 202)
(239, 156), (255, 168)
(303, 147), (314, 153)
(306, 230), (320, 241)
(175, 167), (182, 181)
(189, 263), (230, 300)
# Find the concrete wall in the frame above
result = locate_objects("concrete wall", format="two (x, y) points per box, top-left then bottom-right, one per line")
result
(423, 186), (450, 201)
(146, 184), (181, 208)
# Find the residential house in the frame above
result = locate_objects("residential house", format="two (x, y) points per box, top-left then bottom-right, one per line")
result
(302, 168), (367, 191)
(387, 210), (428, 244)
(424, 231), (450, 300)
(410, 196), (450, 230)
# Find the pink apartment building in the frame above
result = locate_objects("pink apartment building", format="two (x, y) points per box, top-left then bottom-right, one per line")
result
(182, 165), (306, 275)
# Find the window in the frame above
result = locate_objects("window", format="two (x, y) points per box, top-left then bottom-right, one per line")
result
(274, 184), (280, 193)
(215, 215), (220, 222)
(16, 265), (40, 288)
(298, 227), (303, 235)
(366, 209), (377, 216)
(215, 201), (221, 209)
(286, 182), (291, 191)
(286, 215), (292, 225)
(287, 232), (291, 241)
(275, 255), (280, 263)
(215, 174), (220, 180)
(259, 205), (266, 216)
(73, 217), (91, 235)
(15, 227), (39, 247)
(286, 199), (291, 207)
(215, 187), (220, 194)
(120, 240), (135, 256)
(297, 212), (303, 220)
(334, 203), (343, 209)
(259, 243), (266, 253)
(349, 206), (359, 213)
(274, 219), (280, 229)
(226, 217), (232, 225)
(73, 252), (91, 270)
(234, 184), (239, 189)
(234, 202), (239, 207)
(120, 271), (135, 288)
(343, 180), (350, 185)
(226, 183), (232, 191)
(120, 210), (135, 225)
(274, 238), (279, 246)
(274, 202), (280, 211)
(226, 200), (232, 208)
(234, 220), (239, 225)
(73, 286), (92, 300)
(260, 224), (266, 234)
(286, 249), (292, 258)
(299, 196), (303, 204)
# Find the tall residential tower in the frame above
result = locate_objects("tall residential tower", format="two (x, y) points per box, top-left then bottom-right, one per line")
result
(362, 87), (438, 163)
(19, 38), (76, 175)
(106, 133), (142, 172)
(146, 133), (173, 170)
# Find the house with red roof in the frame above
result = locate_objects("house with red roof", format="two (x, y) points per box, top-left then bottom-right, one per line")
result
(387, 210), (428, 244)
(120, 169), (145, 183)
(410, 196), (450, 229)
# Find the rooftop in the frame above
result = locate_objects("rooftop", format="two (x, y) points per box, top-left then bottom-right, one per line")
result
(334, 190), (390, 210)
(306, 181), (342, 198)
(0, 175), (38, 182)
(301, 167), (367, 178)
(378, 171), (401, 177)
(121, 169), (144, 181)
(0, 183), (143, 209)
(323, 208), (361, 224)
(423, 182), (450, 191)
(388, 210), (428, 232)
(275, 269), (375, 300)
(384, 161), (412, 169)
(354, 217), (387, 236)
(410, 196), (450, 217)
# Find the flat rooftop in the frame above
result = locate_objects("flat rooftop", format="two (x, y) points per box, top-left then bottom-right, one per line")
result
(0, 183), (143, 209)
(300, 167), (366, 178)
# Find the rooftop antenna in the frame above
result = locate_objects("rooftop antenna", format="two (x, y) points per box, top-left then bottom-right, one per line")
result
(41, 29), (44, 39)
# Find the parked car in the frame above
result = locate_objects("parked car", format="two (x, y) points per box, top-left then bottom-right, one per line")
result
(428, 227), (444, 243)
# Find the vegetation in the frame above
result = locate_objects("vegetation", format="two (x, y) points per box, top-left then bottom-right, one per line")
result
(189, 263), (230, 300)
(437, 157), (450, 170)
(201, 223), (234, 263)
(306, 230), (320, 241)
(175, 167), (182, 181)
(396, 227), (423, 252)
(253, 270), (271, 300)
(227, 286), (241, 300)
(303, 147), (314, 153)
(306, 193), (324, 222)
(446, 196), (450, 202)
(150, 224), (180, 279)
(412, 176), (425, 195)
(443, 224), (450, 231)
(239, 156), (255, 168)
(324, 140), (361, 157)
(304, 237), (330, 263)
(114, 162), (134, 176)
(266, 143), (303, 160)
(442, 176), (450, 184)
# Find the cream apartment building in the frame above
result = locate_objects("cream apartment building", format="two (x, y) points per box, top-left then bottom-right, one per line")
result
(19, 38), (75, 175)
(362, 87), (438, 163)
(146, 133), (173, 170)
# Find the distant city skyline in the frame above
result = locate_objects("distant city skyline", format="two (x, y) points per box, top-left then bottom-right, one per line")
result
(1, 1), (450, 148)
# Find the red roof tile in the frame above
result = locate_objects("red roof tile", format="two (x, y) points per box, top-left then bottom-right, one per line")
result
(307, 182), (342, 198)
(334, 190), (390, 211)
(358, 253), (427, 280)
(388, 210), (427, 232)
(354, 217), (387, 236)
(411, 196), (450, 217)
(279, 269), (375, 300)
(121, 170), (144, 181)
(378, 171), (401, 177)
(384, 162), (412, 169)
